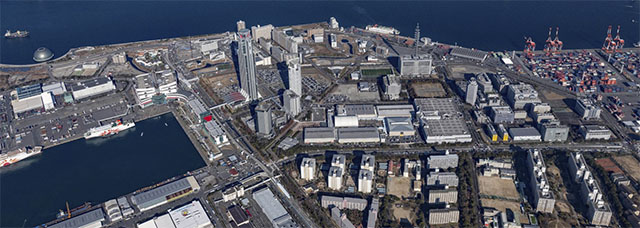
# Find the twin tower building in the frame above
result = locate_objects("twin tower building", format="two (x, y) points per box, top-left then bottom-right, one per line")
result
(236, 28), (302, 117)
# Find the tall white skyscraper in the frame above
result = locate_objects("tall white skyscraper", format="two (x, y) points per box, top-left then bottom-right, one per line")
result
(287, 58), (302, 96)
(283, 89), (301, 117)
(237, 29), (259, 101)
(466, 77), (478, 105)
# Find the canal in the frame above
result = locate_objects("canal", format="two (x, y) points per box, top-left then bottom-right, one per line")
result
(0, 113), (205, 227)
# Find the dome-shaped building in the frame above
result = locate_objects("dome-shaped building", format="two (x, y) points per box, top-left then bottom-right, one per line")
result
(33, 47), (54, 62)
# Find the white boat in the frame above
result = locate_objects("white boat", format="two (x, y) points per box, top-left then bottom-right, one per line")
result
(634, 42), (640, 48)
(365, 24), (400, 35)
(140, 132), (144, 137)
(84, 120), (135, 139)
(0, 146), (42, 167)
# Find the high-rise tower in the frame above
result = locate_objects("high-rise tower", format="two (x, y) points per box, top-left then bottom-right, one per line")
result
(287, 58), (302, 96)
(237, 29), (259, 101)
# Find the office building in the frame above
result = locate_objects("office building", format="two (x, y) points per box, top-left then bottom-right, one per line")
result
(466, 77), (478, 105)
(236, 20), (245, 31)
(505, 83), (541, 109)
(526, 149), (556, 213)
(237, 29), (259, 100)
(509, 127), (541, 142)
(283, 90), (301, 117)
(489, 73), (511, 94)
(328, 166), (344, 190)
(360, 155), (375, 172)
(489, 106), (515, 124)
(427, 154), (459, 169)
(303, 127), (335, 144)
(255, 103), (272, 135)
(384, 117), (415, 137)
(429, 208), (459, 225)
(428, 189), (458, 204)
(538, 121), (569, 142)
(300, 157), (316, 181)
(568, 153), (613, 226)
(358, 170), (374, 193)
(321, 196), (368, 211)
(476, 72), (493, 93)
(399, 54), (433, 76)
(574, 98), (601, 120)
(579, 125), (612, 140)
(134, 70), (178, 108)
(287, 58), (302, 96)
(382, 74), (401, 100)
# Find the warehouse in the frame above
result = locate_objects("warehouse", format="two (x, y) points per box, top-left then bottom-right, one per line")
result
(422, 119), (472, 144)
(42, 82), (67, 95)
(509, 127), (542, 142)
(41, 91), (55, 111)
(304, 127), (336, 144)
(450, 47), (487, 62)
(48, 208), (105, 228)
(375, 104), (415, 119)
(336, 104), (377, 119)
(131, 176), (200, 212)
(168, 200), (213, 228)
(67, 77), (116, 100)
(11, 95), (43, 115)
(579, 125), (612, 140)
(428, 189), (458, 204)
(384, 117), (415, 136)
(539, 121), (569, 142)
(429, 208), (459, 225)
(337, 127), (380, 144)
(334, 115), (359, 128)
(253, 188), (298, 228)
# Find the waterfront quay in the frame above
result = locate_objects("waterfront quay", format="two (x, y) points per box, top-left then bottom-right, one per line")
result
(1, 16), (639, 228)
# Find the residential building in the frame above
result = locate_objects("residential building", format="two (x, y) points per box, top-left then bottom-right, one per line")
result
(428, 189), (458, 204)
(300, 158), (316, 181)
(426, 171), (458, 187)
(427, 154), (459, 170)
(283, 90), (301, 117)
(526, 149), (556, 213)
(321, 196), (368, 211)
(287, 58), (302, 96)
(237, 29), (259, 100)
(358, 170), (373, 193)
(360, 155), (375, 172)
(568, 153), (613, 226)
(331, 154), (346, 170)
(250, 24), (273, 41)
(328, 166), (344, 190)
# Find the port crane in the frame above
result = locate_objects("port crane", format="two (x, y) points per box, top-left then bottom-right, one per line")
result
(613, 25), (624, 51)
(544, 27), (554, 56)
(552, 27), (563, 53)
(524, 37), (536, 57)
(602, 25), (615, 53)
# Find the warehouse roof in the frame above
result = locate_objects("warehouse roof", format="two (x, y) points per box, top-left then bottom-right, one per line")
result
(253, 188), (292, 225)
(414, 98), (460, 118)
(304, 127), (336, 139)
(337, 127), (379, 139)
(67, 77), (112, 91)
(48, 209), (105, 228)
(168, 200), (211, 228)
(385, 117), (414, 133)
(509, 127), (541, 137)
(132, 177), (196, 207)
(450, 47), (488, 62)
(376, 104), (415, 117)
(188, 98), (208, 115)
(336, 104), (376, 117)
(423, 119), (469, 136)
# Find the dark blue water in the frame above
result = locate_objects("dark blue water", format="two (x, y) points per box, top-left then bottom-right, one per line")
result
(1, 1), (639, 64)
(0, 113), (205, 227)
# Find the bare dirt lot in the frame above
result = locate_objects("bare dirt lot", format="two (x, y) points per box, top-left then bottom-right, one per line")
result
(328, 84), (380, 102)
(392, 204), (414, 224)
(478, 176), (519, 201)
(411, 82), (447, 98)
(613, 155), (640, 181)
(387, 176), (412, 198)
(480, 199), (528, 224)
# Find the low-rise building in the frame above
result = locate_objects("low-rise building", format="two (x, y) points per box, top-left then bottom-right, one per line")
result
(429, 208), (459, 225)
(384, 117), (415, 137)
(336, 104), (377, 120)
(382, 75), (401, 100)
(509, 127), (541, 142)
(49, 209), (105, 228)
(450, 47), (488, 62)
(375, 104), (414, 119)
(428, 189), (458, 204)
(427, 154), (459, 169)
(303, 127), (335, 144)
(337, 127), (380, 144)
(579, 125), (612, 140)
(253, 188), (298, 228)
(366, 198), (379, 228)
(333, 116), (359, 128)
(67, 77), (116, 101)
(426, 171), (458, 187)
(505, 83), (541, 110)
(321, 196), (368, 211)
(131, 176), (200, 212)
(574, 98), (601, 120)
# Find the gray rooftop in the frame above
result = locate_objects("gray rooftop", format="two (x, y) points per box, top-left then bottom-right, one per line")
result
(509, 127), (541, 137)
(253, 188), (292, 226)
(48, 209), (105, 228)
(132, 177), (194, 206)
(67, 77), (112, 91)
(337, 127), (379, 139)
(304, 127), (336, 139)
(450, 47), (488, 61)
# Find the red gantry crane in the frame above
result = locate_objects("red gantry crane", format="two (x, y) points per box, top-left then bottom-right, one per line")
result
(602, 25), (614, 53)
(524, 37), (536, 57)
(613, 25), (624, 51)
(552, 27), (563, 53)
(544, 27), (554, 56)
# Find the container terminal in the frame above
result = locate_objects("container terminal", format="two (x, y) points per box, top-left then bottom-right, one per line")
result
(0, 17), (638, 228)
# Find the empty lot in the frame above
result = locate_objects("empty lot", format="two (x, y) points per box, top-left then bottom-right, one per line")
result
(478, 175), (520, 201)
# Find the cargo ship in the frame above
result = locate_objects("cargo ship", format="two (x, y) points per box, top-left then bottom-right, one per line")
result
(0, 146), (43, 167)
(84, 119), (135, 139)
(365, 24), (400, 35)
(4, 30), (29, 38)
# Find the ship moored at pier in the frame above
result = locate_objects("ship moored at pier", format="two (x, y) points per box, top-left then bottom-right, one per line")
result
(0, 146), (42, 167)
(84, 119), (135, 139)
(365, 24), (400, 35)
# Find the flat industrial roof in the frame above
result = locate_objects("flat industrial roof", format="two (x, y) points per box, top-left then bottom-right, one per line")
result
(168, 200), (211, 228)
(509, 127), (541, 137)
(423, 119), (469, 136)
(304, 127), (335, 139)
(450, 47), (488, 61)
(132, 177), (196, 207)
(252, 188), (290, 224)
(67, 77), (112, 91)
(48, 208), (105, 228)
(337, 127), (379, 139)
(414, 98), (460, 117)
